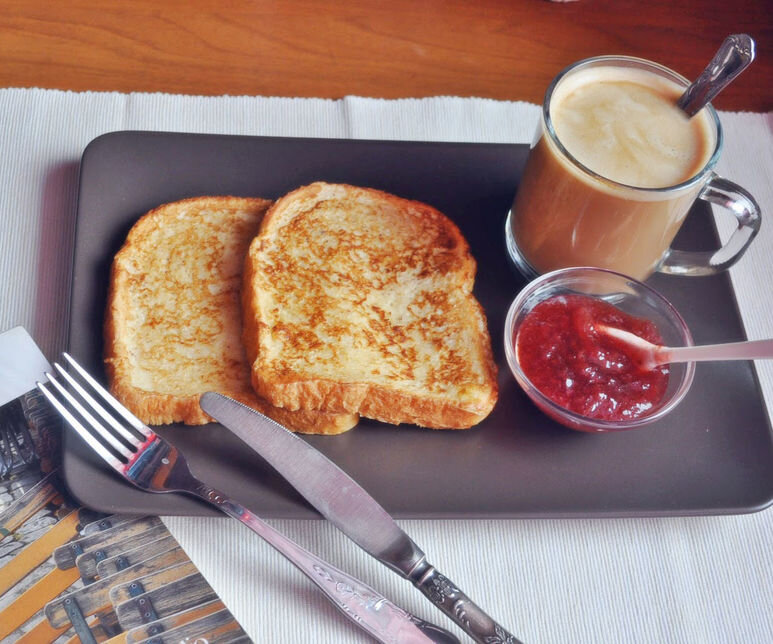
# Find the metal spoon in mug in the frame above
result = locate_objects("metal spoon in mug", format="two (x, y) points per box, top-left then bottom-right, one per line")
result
(677, 34), (755, 117)
(597, 324), (773, 371)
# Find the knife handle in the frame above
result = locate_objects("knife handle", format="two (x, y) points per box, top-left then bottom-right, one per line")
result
(412, 564), (522, 644)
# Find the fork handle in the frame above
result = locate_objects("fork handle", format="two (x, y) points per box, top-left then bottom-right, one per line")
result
(192, 486), (457, 644)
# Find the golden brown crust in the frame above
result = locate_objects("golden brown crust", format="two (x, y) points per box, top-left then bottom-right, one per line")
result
(104, 195), (358, 434)
(244, 182), (498, 429)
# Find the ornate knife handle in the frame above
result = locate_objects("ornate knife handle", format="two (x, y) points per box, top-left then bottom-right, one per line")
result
(412, 563), (522, 644)
(195, 486), (459, 644)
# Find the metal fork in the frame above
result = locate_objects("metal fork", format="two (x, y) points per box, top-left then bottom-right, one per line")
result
(37, 353), (459, 644)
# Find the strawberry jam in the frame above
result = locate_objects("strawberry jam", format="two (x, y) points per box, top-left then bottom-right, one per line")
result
(516, 294), (669, 421)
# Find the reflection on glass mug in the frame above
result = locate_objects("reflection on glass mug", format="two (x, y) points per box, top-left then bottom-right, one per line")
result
(506, 55), (761, 281)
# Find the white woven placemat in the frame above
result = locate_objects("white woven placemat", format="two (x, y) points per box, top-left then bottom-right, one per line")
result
(0, 88), (770, 643)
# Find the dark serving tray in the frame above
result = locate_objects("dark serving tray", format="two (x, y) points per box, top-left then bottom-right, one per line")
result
(63, 131), (773, 518)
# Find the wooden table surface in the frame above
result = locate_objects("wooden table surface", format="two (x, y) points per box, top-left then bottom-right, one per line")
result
(1, 0), (771, 112)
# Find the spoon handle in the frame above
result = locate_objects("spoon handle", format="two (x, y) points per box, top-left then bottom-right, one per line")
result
(677, 34), (755, 117)
(663, 339), (773, 365)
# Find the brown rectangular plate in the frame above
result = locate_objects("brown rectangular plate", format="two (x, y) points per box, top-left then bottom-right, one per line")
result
(64, 131), (773, 518)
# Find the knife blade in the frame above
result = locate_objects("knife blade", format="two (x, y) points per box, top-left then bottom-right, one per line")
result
(200, 392), (522, 644)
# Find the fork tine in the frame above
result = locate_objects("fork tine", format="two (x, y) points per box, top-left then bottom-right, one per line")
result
(63, 352), (153, 438)
(42, 369), (135, 460)
(36, 380), (124, 470)
(54, 362), (142, 447)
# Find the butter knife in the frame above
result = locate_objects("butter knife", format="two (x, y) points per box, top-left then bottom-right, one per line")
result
(200, 392), (522, 644)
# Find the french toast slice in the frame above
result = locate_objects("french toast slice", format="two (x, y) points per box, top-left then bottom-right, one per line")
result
(104, 196), (358, 434)
(243, 182), (498, 429)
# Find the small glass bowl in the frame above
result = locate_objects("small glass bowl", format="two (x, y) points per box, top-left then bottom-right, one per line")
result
(504, 267), (695, 432)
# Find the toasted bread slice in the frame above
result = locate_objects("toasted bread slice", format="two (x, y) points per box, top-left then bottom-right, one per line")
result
(104, 196), (358, 434)
(243, 182), (498, 429)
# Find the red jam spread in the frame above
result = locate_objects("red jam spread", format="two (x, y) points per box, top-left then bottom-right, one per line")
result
(516, 294), (669, 421)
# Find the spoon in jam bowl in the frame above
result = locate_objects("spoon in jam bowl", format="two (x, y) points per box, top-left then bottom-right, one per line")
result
(597, 324), (773, 371)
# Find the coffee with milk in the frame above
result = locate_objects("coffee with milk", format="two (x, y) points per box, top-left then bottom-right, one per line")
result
(551, 66), (715, 188)
(509, 62), (719, 281)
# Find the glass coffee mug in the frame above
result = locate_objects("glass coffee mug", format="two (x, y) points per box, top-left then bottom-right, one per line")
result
(506, 55), (761, 281)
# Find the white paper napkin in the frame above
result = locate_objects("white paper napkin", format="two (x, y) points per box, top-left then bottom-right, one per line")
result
(0, 88), (771, 643)
(0, 326), (52, 405)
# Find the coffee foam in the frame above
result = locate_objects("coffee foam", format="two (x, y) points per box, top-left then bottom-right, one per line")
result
(550, 66), (716, 189)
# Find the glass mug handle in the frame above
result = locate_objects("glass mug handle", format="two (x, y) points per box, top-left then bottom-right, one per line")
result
(660, 174), (761, 276)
